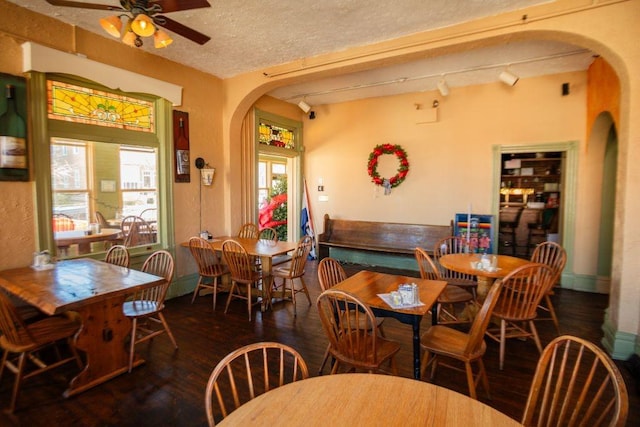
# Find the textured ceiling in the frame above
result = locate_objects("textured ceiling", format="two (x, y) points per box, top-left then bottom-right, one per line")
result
(7, 0), (593, 105)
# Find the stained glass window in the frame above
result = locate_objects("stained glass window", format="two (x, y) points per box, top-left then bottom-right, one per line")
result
(47, 80), (154, 132)
(258, 122), (295, 150)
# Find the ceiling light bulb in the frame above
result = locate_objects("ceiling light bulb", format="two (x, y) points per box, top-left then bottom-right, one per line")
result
(131, 14), (155, 37)
(298, 100), (311, 113)
(100, 15), (122, 38)
(437, 79), (450, 97)
(154, 30), (173, 48)
(499, 70), (519, 86)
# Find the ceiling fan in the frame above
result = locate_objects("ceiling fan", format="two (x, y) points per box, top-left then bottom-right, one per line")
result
(45, 0), (211, 48)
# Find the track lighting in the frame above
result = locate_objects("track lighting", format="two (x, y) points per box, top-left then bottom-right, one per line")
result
(298, 100), (311, 113)
(499, 70), (519, 86)
(437, 78), (450, 96)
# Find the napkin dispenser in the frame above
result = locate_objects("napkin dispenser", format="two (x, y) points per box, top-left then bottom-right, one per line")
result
(33, 250), (52, 267)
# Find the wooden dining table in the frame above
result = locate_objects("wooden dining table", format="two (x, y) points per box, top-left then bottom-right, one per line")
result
(0, 258), (165, 397)
(180, 236), (298, 311)
(218, 373), (523, 426)
(54, 228), (122, 255)
(439, 253), (530, 300)
(332, 270), (446, 380)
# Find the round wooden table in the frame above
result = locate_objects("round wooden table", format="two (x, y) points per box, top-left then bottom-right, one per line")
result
(217, 374), (522, 426)
(439, 253), (530, 300)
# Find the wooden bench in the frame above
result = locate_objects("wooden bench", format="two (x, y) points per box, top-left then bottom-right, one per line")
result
(317, 214), (452, 261)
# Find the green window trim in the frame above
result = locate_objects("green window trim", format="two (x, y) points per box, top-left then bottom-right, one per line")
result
(29, 72), (175, 259)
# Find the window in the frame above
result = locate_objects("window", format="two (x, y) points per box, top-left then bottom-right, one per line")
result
(34, 74), (172, 259)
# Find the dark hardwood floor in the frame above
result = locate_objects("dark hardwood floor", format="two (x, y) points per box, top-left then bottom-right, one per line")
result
(0, 260), (637, 426)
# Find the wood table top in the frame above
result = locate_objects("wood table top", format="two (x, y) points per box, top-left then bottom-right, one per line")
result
(180, 236), (297, 258)
(218, 373), (523, 426)
(439, 253), (530, 279)
(0, 258), (164, 315)
(54, 228), (122, 246)
(333, 270), (446, 316)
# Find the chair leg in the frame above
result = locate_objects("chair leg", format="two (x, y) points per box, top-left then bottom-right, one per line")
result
(224, 282), (237, 314)
(157, 312), (178, 349)
(7, 352), (27, 413)
(212, 277), (218, 311)
(529, 321), (542, 353)
(191, 277), (202, 304)
(299, 277), (312, 306)
(499, 319), (506, 370)
(420, 350), (431, 379)
(128, 317), (138, 373)
(465, 361), (477, 400)
(318, 344), (330, 375)
(544, 293), (561, 334)
(246, 284), (252, 321)
(477, 358), (491, 399)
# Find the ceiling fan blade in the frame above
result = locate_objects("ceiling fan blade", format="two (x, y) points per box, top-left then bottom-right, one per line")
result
(156, 15), (211, 45)
(45, 0), (124, 11)
(152, 0), (211, 13)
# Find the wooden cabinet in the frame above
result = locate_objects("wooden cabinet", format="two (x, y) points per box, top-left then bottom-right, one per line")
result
(500, 152), (562, 207)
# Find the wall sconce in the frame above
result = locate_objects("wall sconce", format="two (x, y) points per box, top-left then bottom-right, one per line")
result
(499, 70), (519, 86)
(437, 78), (450, 97)
(195, 157), (215, 186)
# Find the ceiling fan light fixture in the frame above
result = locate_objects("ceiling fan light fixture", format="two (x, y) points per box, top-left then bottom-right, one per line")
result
(122, 29), (138, 47)
(154, 29), (173, 48)
(131, 14), (156, 37)
(100, 15), (122, 38)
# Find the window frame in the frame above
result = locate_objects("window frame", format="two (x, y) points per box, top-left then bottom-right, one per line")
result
(29, 72), (175, 259)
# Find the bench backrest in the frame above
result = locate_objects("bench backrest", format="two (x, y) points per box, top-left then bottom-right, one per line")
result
(319, 214), (452, 253)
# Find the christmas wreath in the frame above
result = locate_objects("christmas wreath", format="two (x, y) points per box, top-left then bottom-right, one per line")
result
(367, 144), (409, 188)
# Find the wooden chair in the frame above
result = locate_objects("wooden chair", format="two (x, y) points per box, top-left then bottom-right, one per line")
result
(257, 227), (291, 267)
(188, 236), (229, 310)
(485, 263), (555, 370)
(52, 213), (75, 232)
(271, 235), (313, 316)
(258, 227), (278, 242)
(316, 289), (400, 375)
(121, 215), (155, 247)
(433, 236), (478, 298)
(420, 279), (504, 400)
(105, 244), (130, 268)
(123, 250), (177, 372)
(0, 291), (83, 413)
(94, 211), (110, 229)
(221, 239), (263, 321)
(237, 222), (259, 239)
(530, 241), (567, 334)
(414, 247), (474, 324)
(316, 257), (386, 375)
(522, 335), (628, 427)
(205, 341), (309, 426)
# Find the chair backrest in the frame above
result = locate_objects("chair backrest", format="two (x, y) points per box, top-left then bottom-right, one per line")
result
(258, 227), (278, 242)
(530, 241), (567, 285)
(121, 216), (154, 247)
(414, 247), (441, 280)
(105, 245), (130, 268)
(94, 211), (109, 228)
(189, 236), (222, 275)
(522, 335), (629, 427)
(316, 289), (382, 369)
(136, 250), (174, 304)
(0, 291), (33, 348)
(493, 263), (554, 321)
(205, 341), (309, 426)
(139, 208), (157, 222)
(464, 279), (504, 356)
(286, 235), (313, 278)
(433, 236), (476, 281)
(317, 257), (347, 291)
(222, 239), (255, 283)
(237, 223), (259, 239)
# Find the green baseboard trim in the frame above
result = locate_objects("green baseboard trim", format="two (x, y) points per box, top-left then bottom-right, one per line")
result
(602, 310), (638, 360)
(558, 272), (609, 294)
(166, 272), (198, 300)
(329, 248), (418, 271)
